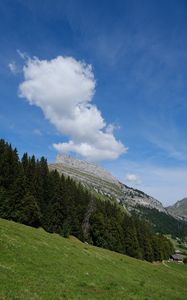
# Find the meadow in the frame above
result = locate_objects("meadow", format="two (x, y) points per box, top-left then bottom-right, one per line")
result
(0, 218), (187, 300)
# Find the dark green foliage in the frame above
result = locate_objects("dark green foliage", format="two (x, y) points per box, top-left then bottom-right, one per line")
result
(17, 193), (41, 227)
(0, 139), (20, 189)
(0, 138), (175, 262)
(0, 187), (8, 218)
(183, 256), (187, 264)
(90, 201), (124, 252)
(123, 216), (141, 259)
(89, 200), (174, 261)
(134, 206), (187, 239)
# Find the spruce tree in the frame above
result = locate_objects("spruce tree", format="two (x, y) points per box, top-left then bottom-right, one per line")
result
(123, 216), (141, 259)
(18, 193), (41, 227)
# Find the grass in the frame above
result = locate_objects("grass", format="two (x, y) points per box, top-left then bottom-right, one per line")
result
(165, 262), (187, 275)
(0, 218), (187, 300)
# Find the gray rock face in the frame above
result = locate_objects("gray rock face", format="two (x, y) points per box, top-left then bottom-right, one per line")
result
(166, 198), (187, 221)
(50, 154), (167, 213)
(55, 154), (120, 186)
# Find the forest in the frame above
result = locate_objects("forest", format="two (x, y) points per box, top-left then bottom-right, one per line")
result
(0, 139), (174, 262)
(134, 206), (187, 240)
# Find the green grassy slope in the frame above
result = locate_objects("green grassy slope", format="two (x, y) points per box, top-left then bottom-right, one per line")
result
(0, 218), (187, 300)
(166, 234), (187, 255)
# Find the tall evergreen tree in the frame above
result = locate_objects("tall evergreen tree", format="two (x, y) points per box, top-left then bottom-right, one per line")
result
(0, 140), (20, 189)
(18, 193), (41, 227)
(123, 216), (141, 259)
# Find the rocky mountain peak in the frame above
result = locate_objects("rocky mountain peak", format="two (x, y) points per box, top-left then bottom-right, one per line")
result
(50, 154), (167, 214)
(56, 154), (119, 185)
(166, 198), (187, 221)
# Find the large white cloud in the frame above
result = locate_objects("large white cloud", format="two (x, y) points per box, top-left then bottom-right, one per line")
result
(19, 55), (126, 161)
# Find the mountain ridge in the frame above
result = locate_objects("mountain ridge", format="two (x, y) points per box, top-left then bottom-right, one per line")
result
(50, 154), (167, 213)
(167, 198), (187, 221)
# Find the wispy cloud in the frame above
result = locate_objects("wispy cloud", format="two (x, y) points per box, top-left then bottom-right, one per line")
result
(148, 134), (187, 161)
(8, 61), (18, 74)
(33, 128), (42, 136)
(139, 110), (187, 162)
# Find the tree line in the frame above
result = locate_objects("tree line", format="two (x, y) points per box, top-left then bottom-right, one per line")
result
(135, 206), (187, 240)
(0, 139), (174, 262)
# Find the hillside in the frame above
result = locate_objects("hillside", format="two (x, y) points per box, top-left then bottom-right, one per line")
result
(0, 138), (175, 261)
(49, 155), (187, 239)
(134, 206), (187, 239)
(167, 198), (187, 222)
(0, 218), (187, 300)
(50, 154), (166, 213)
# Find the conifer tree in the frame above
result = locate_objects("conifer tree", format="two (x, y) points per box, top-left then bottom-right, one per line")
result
(0, 140), (20, 189)
(45, 170), (66, 233)
(18, 193), (41, 227)
(123, 216), (141, 259)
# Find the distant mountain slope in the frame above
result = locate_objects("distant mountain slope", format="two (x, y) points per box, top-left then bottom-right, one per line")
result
(50, 154), (167, 213)
(134, 205), (187, 239)
(167, 198), (187, 221)
(1, 218), (187, 300)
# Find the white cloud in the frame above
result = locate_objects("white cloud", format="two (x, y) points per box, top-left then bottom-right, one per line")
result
(8, 61), (18, 74)
(19, 55), (126, 161)
(17, 49), (28, 60)
(125, 173), (141, 184)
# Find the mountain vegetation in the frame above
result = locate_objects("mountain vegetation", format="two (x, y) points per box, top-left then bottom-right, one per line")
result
(134, 206), (187, 240)
(0, 218), (187, 300)
(50, 155), (187, 242)
(0, 138), (174, 262)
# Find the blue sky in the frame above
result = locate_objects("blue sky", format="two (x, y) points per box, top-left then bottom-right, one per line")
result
(0, 0), (187, 205)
